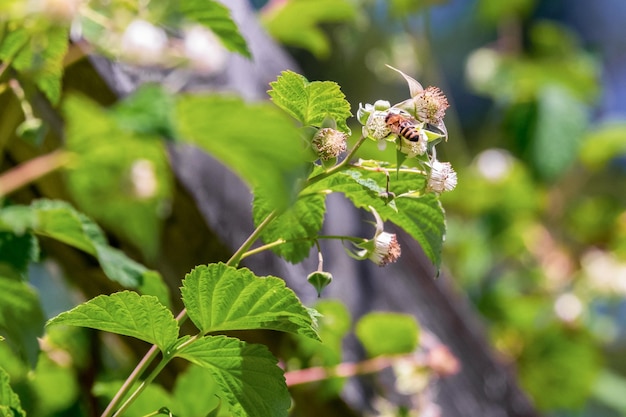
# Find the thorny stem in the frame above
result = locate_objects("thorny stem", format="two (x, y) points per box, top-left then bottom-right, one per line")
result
(102, 134), (365, 417)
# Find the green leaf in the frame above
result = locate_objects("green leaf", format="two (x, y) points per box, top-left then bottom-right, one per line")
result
(172, 364), (223, 417)
(181, 263), (319, 340)
(308, 169), (445, 267)
(0, 199), (157, 289)
(176, 0), (250, 57)
(0, 231), (39, 279)
(532, 85), (588, 181)
(9, 27), (69, 105)
(355, 312), (419, 357)
(176, 95), (308, 211)
(0, 367), (25, 417)
(47, 291), (179, 352)
(253, 190), (326, 263)
(268, 70), (352, 133)
(175, 335), (289, 417)
(579, 122), (626, 170)
(64, 94), (173, 259)
(262, 0), (355, 59)
(112, 84), (176, 138)
(0, 276), (45, 368)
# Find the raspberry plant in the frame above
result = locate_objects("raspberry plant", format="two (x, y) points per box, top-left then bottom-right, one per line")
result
(0, 1), (458, 416)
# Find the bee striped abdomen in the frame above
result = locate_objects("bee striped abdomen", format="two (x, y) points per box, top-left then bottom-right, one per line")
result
(398, 122), (422, 142)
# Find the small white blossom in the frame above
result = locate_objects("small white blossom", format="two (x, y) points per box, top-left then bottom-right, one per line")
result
(427, 160), (457, 193)
(350, 207), (402, 266)
(121, 19), (168, 65)
(364, 110), (391, 140)
(130, 159), (158, 199)
(184, 26), (227, 74)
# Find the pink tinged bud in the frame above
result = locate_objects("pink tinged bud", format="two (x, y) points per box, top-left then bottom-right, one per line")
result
(427, 160), (457, 193)
(121, 20), (168, 65)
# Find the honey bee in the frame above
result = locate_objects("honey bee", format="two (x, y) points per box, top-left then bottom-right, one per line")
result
(384, 110), (423, 142)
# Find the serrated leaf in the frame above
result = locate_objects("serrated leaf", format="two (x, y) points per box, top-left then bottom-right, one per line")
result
(175, 336), (289, 417)
(176, 95), (308, 211)
(176, 0), (250, 57)
(532, 85), (587, 181)
(0, 276), (45, 368)
(0, 199), (156, 289)
(268, 70), (352, 133)
(0, 367), (25, 417)
(181, 263), (319, 340)
(262, 0), (355, 59)
(355, 312), (419, 357)
(253, 190), (326, 263)
(308, 169), (445, 267)
(47, 291), (179, 352)
(9, 27), (68, 105)
(64, 94), (173, 259)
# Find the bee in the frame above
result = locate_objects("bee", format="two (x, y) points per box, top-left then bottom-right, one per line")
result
(384, 110), (423, 142)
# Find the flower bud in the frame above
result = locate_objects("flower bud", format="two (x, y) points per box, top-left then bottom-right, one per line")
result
(427, 160), (457, 193)
(312, 128), (347, 160)
(307, 271), (333, 297)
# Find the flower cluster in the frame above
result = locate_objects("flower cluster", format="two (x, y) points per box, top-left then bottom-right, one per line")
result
(357, 66), (457, 195)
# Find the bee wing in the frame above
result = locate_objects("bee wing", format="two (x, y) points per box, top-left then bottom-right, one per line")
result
(386, 64), (424, 98)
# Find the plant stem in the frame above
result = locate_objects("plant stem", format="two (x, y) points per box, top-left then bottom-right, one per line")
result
(112, 357), (171, 417)
(101, 137), (363, 416)
(100, 345), (161, 417)
(227, 209), (279, 266)
(238, 238), (286, 261)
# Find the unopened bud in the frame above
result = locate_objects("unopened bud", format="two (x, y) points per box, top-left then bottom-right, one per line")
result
(120, 20), (168, 65)
(307, 271), (333, 297)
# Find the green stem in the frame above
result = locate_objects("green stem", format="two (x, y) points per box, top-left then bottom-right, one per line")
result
(101, 135), (364, 417)
(101, 210), (280, 417)
(112, 357), (171, 417)
(100, 345), (160, 417)
(238, 238), (286, 261)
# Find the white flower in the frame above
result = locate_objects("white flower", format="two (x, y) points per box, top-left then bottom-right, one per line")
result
(130, 159), (158, 199)
(427, 160), (457, 193)
(364, 110), (392, 141)
(349, 207), (402, 266)
(120, 19), (168, 65)
(183, 26), (227, 74)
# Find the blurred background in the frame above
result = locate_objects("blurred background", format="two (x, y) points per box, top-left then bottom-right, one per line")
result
(256, 0), (626, 415)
